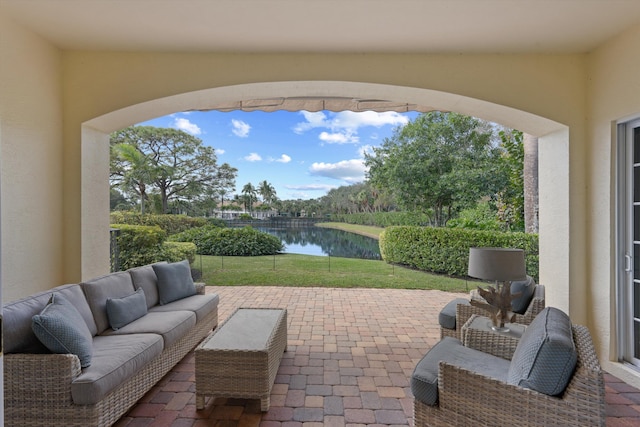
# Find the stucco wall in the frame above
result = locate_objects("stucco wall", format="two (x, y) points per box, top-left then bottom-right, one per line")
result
(0, 14), (64, 302)
(587, 23), (640, 386)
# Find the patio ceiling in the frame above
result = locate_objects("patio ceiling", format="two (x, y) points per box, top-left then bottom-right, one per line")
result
(2, 0), (640, 54)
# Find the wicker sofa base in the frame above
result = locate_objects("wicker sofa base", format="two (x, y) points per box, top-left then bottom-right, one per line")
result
(5, 307), (218, 427)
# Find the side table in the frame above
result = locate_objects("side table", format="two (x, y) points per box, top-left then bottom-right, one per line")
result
(461, 314), (525, 360)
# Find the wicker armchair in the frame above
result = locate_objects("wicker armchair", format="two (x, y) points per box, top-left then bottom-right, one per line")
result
(414, 312), (605, 427)
(440, 282), (545, 339)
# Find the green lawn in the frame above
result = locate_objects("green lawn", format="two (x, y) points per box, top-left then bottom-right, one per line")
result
(314, 222), (385, 239)
(196, 253), (469, 292)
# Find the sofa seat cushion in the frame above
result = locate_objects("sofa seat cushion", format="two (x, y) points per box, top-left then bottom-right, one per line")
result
(4, 284), (98, 354)
(507, 307), (577, 396)
(149, 293), (219, 322)
(71, 333), (163, 405)
(411, 337), (510, 406)
(438, 298), (470, 330)
(82, 271), (137, 334)
(102, 310), (196, 347)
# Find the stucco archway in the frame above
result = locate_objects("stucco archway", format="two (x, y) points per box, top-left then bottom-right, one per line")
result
(83, 81), (570, 312)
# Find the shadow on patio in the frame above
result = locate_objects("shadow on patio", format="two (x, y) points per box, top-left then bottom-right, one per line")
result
(114, 286), (640, 427)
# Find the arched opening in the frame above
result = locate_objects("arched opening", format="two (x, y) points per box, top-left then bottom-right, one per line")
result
(83, 81), (569, 310)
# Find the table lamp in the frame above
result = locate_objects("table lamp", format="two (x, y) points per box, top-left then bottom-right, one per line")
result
(467, 247), (526, 331)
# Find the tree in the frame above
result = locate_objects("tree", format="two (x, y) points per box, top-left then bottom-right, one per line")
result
(258, 180), (277, 205)
(241, 182), (257, 213)
(110, 142), (155, 214)
(365, 112), (503, 226)
(215, 162), (239, 207)
(497, 129), (525, 230)
(110, 126), (229, 214)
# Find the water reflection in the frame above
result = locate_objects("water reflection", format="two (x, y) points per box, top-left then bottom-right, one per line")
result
(252, 226), (381, 260)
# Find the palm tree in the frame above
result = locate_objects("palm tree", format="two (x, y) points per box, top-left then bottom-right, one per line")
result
(258, 180), (277, 205)
(111, 143), (154, 214)
(241, 182), (257, 214)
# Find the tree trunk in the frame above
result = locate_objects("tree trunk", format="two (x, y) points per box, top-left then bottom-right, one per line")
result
(523, 133), (539, 233)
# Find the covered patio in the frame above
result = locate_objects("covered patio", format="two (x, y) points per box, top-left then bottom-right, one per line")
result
(113, 286), (640, 427)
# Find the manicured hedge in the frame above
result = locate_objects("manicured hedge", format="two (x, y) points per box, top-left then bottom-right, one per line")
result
(169, 225), (284, 256)
(329, 212), (433, 227)
(110, 212), (209, 235)
(112, 224), (196, 270)
(379, 226), (538, 281)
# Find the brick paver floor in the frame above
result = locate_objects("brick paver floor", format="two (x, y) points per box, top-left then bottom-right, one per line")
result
(113, 286), (640, 427)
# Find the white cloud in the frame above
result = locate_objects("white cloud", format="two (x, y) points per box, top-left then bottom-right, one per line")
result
(285, 183), (338, 191)
(215, 148), (226, 155)
(294, 110), (408, 134)
(173, 118), (202, 135)
(231, 119), (251, 137)
(293, 111), (328, 133)
(244, 152), (262, 162)
(274, 154), (292, 163)
(319, 131), (359, 144)
(309, 159), (368, 183)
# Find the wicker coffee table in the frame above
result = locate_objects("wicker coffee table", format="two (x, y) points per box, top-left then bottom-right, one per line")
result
(461, 314), (525, 360)
(195, 307), (287, 411)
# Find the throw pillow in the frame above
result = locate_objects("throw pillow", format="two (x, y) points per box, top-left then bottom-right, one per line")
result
(32, 293), (94, 368)
(152, 259), (196, 305)
(510, 276), (536, 314)
(106, 288), (148, 330)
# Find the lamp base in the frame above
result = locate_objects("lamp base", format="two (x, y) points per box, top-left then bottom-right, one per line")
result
(490, 324), (510, 333)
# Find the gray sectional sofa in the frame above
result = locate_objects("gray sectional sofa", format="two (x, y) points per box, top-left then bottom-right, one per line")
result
(3, 260), (219, 427)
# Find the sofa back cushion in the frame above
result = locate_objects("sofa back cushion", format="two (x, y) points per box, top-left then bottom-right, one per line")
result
(128, 263), (164, 308)
(3, 284), (97, 353)
(152, 260), (196, 305)
(82, 271), (136, 334)
(507, 307), (577, 396)
(510, 276), (536, 314)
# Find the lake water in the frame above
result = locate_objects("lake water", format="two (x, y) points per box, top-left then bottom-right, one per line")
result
(252, 226), (381, 260)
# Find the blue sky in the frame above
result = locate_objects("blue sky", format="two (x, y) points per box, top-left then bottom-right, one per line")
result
(138, 109), (420, 200)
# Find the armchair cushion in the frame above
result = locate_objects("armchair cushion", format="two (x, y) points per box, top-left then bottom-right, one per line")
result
(438, 298), (469, 330)
(507, 307), (577, 396)
(510, 276), (536, 314)
(411, 337), (510, 406)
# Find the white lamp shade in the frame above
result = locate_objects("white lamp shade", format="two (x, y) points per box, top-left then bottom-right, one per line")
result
(468, 247), (526, 281)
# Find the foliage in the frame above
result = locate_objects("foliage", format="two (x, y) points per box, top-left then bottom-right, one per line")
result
(320, 182), (396, 214)
(110, 126), (237, 214)
(169, 225), (284, 256)
(163, 241), (197, 264)
(446, 202), (503, 231)
(109, 211), (208, 235)
(379, 226), (538, 281)
(329, 211), (433, 227)
(111, 223), (196, 270)
(258, 180), (278, 205)
(496, 129), (525, 231)
(365, 112), (505, 226)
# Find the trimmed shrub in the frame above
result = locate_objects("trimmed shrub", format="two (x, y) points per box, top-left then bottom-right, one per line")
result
(379, 226), (538, 281)
(111, 223), (196, 269)
(110, 211), (208, 235)
(169, 225), (283, 256)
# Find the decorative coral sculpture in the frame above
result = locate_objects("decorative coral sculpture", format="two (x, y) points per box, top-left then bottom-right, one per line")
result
(470, 282), (522, 330)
